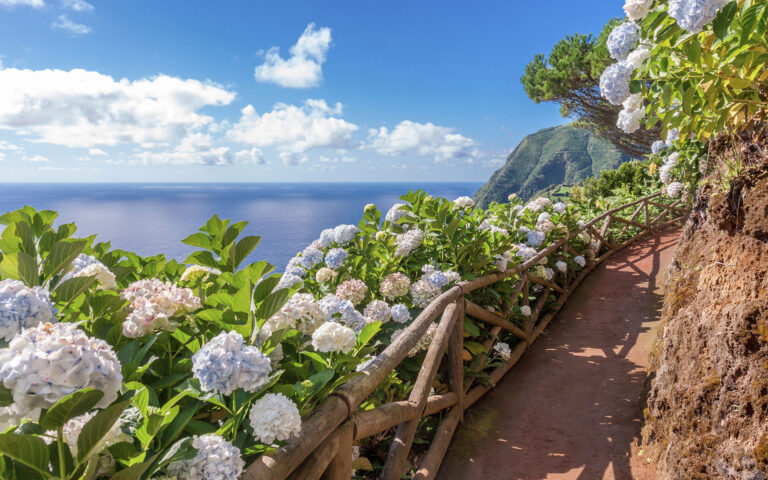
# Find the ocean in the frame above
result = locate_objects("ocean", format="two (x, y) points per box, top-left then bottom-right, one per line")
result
(0, 183), (482, 270)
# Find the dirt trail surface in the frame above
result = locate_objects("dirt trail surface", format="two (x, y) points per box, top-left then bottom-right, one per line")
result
(437, 230), (680, 480)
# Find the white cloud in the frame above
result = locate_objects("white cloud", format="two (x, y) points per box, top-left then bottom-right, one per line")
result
(24, 154), (49, 162)
(52, 15), (92, 36)
(61, 0), (93, 11)
(254, 23), (331, 88)
(228, 99), (358, 154)
(0, 67), (235, 148)
(0, 141), (19, 151)
(137, 133), (233, 166)
(88, 148), (107, 156)
(319, 155), (356, 164)
(235, 147), (266, 165)
(367, 121), (477, 162)
(279, 152), (308, 166)
(0, 0), (44, 8)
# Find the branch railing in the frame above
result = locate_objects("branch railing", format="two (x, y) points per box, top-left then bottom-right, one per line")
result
(242, 191), (688, 480)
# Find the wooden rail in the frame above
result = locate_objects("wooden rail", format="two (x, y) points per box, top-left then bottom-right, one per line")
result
(242, 191), (688, 480)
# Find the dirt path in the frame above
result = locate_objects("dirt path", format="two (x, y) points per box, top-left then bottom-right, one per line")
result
(437, 230), (680, 480)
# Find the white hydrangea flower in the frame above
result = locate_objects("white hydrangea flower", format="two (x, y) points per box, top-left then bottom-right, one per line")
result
(390, 304), (411, 324)
(333, 225), (359, 244)
(545, 268), (555, 281)
(121, 279), (201, 338)
(651, 140), (666, 155)
(311, 322), (356, 353)
(625, 45), (651, 70)
(363, 300), (391, 323)
(669, 0), (729, 33)
(364, 203), (376, 212)
(180, 265), (220, 283)
(556, 261), (567, 273)
(285, 256), (306, 278)
(336, 279), (368, 306)
(536, 218), (555, 234)
(574, 256), (586, 268)
(167, 434), (244, 480)
(607, 22), (640, 61)
(624, 0), (653, 20)
(62, 411), (129, 458)
(248, 393), (301, 444)
(315, 267), (338, 283)
(275, 273), (303, 291)
(192, 331), (271, 395)
(524, 197), (551, 212)
(495, 251), (513, 272)
(552, 202), (567, 213)
(660, 164), (674, 185)
(665, 128), (680, 146)
(667, 182), (684, 198)
(617, 104), (644, 134)
(600, 61), (633, 105)
(410, 279), (441, 308)
(0, 279), (57, 342)
(520, 305), (532, 317)
(515, 244), (538, 262)
(453, 196), (474, 210)
(0, 404), (29, 432)
(385, 203), (410, 223)
(63, 254), (117, 290)
(0, 323), (122, 415)
(317, 294), (368, 332)
(493, 342), (512, 361)
(394, 228), (424, 257)
(379, 272), (410, 300)
(273, 293), (325, 335)
(318, 228), (336, 248)
(665, 152), (680, 166)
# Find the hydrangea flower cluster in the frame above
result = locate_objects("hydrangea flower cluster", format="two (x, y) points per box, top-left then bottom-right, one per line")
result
(64, 254), (117, 290)
(385, 203), (410, 224)
(191, 331), (271, 395)
(520, 305), (532, 316)
(410, 279), (441, 308)
(62, 411), (129, 458)
(659, 152), (680, 185)
(623, 0), (653, 21)
(300, 246), (325, 268)
(363, 300), (391, 323)
(276, 273), (303, 291)
(318, 224), (360, 247)
(180, 264), (220, 283)
(667, 182), (684, 199)
(317, 294), (368, 333)
(285, 257), (306, 278)
(311, 321), (357, 353)
(524, 197), (551, 212)
(336, 279), (368, 306)
(121, 279), (201, 338)
(263, 293), (325, 338)
(394, 228), (424, 257)
(0, 279), (57, 342)
(600, 61), (633, 105)
(325, 248), (349, 269)
(493, 342), (512, 361)
(526, 230), (546, 248)
(167, 434), (244, 480)
(453, 196), (475, 210)
(626, 45), (651, 70)
(666, 128), (680, 146)
(607, 21), (640, 61)
(248, 393), (301, 444)
(0, 322), (122, 416)
(574, 256), (586, 268)
(390, 304), (411, 324)
(552, 202), (567, 213)
(315, 267), (338, 283)
(556, 261), (568, 273)
(495, 250), (513, 272)
(617, 93), (645, 134)
(380, 272), (411, 300)
(651, 140), (667, 155)
(668, 0), (729, 33)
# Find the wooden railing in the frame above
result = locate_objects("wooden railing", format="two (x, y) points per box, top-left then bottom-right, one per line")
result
(242, 192), (688, 480)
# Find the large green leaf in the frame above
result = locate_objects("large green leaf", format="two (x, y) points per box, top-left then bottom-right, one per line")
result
(43, 239), (86, 279)
(39, 388), (104, 431)
(52, 276), (96, 303)
(109, 454), (157, 480)
(255, 288), (290, 320)
(17, 252), (39, 286)
(77, 400), (130, 463)
(155, 437), (196, 468)
(181, 232), (212, 250)
(0, 384), (12, 408)
(227, 235), (261, 272)
(0, 434), (51, 476)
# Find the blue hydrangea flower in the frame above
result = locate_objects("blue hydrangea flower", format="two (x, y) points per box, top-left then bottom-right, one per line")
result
(599, 62), (633, 105)
(669, 0), (729, 33)
(325, 248), (349, 269)
(0, 279), (57, 342)
(651, 140), (666, 155)
(317, 294), (368, 333)
(425, 271), (449, 289)
(390, 304), (411, 324)
(332, 225), (359, 244)
(285, 257), (307, 277)
(300, 247), (324, 269)
(606, 22), (640, 61)
(276, 273), (303, 291)
(192, 331), (271, 395)
(526, 230), (546, 248)
(665, 128), (680, 146)
(318, 228), (335, 248)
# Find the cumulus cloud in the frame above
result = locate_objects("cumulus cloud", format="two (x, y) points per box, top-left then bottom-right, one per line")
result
(61, 0), (93, 11)
(0, 0), (44, 8)
(228, 99), (358, 155)
(0, 67), (235, 148)
(88, 148), (107, 156)
(136, 133), (233, 166)
(24, 154), (49, 162)
(235, 147), (266, 165)
(51, 15), (92, 35)
(367, 121), (477, 162)
(254, 23), (332, 88)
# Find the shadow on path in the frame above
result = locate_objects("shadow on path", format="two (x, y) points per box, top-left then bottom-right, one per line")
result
(437, 230), (680, 480)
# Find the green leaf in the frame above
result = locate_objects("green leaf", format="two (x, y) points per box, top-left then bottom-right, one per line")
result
(356, 321), (381, 349)
(232, 283), (252, 314)
(181, 232), (212, 250)
(39, 388), (104, 431)
(255, 288), (290, 320)
(183, 251), (218, 269)
(43, 239), (87, 279)
(0, 253), (19, 281)
(252, 276), (280, 304)
(0, 384), (13, 408)
(16, 252), (38, 286)
(53, 276), (96, 303)
(0, 434), (51, 476)
(155, 437), (196, 468)
(77, 400), (130, 463)
(109, 455), (157, 480)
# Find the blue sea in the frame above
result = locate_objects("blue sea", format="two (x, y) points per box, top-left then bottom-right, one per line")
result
(0, 183), (481, 270)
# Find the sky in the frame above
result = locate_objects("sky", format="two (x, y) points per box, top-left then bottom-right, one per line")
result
(0, 0), (625, 183)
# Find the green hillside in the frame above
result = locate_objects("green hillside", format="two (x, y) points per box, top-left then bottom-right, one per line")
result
(474, 124), (636, 207)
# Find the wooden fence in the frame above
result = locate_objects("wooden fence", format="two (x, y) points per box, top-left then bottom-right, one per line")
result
(242, 191), (689, 480)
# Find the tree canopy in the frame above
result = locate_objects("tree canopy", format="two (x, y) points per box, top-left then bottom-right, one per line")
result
(521, 19), (660, 157)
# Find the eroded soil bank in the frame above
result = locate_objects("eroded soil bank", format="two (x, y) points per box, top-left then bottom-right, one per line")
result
(642, 137), (768, 479)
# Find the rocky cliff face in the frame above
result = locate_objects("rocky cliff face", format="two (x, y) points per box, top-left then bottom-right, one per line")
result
(473, 124), (634, 207)
(643, 134), (768, 479)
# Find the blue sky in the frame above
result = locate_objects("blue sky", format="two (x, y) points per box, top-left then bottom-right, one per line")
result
(0, 0), (624, 182)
